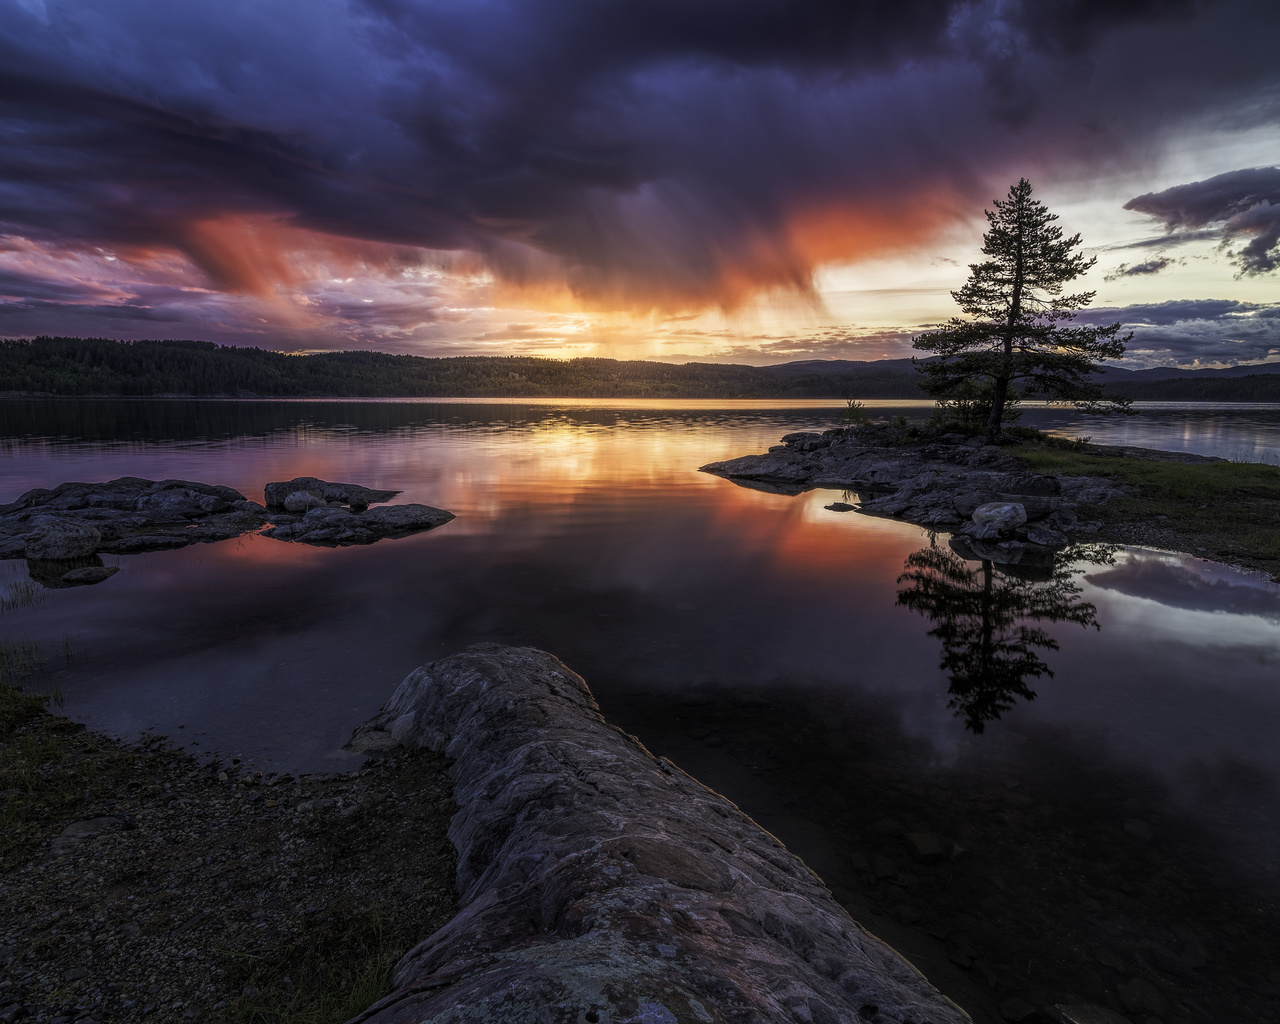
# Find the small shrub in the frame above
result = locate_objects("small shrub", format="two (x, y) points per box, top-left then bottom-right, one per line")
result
(841, 397), (872, 426)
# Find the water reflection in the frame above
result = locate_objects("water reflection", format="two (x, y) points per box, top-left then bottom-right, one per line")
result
(896, 540), (1102, 732)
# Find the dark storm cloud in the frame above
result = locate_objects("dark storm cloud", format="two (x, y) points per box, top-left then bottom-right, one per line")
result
(0, 0), (1277, 327)
(1079, 298), (1256, 326)
(1078, 299), (1280, 365)
(1125, 167), (1280, 274)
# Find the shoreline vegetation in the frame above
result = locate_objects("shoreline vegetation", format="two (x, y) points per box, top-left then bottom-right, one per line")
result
(0, 676), (458, 1024)
(4, 337), (1280, 402)
(1010, 436), (1280, 575)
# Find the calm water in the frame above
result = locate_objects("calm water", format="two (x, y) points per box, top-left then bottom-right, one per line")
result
(4, 398), (1280, 1021)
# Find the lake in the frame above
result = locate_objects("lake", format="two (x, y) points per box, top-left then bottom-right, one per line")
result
(3, 397), (1279, 1022)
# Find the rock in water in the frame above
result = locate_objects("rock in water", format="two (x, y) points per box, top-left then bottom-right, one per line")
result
(263, 477), (400, 510)
(22, 519), (101, 559)
(971, 501), (1027, 533)
(346, 645), (971, 1024)
(0, 478), (266, 558)
(282, 490), (326, 513)
(59, 565), (119, 586)
(263, 503), (454, 545)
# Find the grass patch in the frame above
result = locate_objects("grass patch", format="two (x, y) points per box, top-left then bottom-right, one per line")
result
(224, 905), (413, 1024)
(3, 619), (457, 1024)
(1, 579), (46, 613)
(1, 634), (139, 865)
(1012, 439), (1280, 569)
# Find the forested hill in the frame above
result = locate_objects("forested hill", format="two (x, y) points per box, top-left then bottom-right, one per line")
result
(0, 337), (924, 398)
(2, 336), (1279, 401)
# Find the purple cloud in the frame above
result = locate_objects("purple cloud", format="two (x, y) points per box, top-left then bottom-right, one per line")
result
(1125, 167), (1280, 274)
(0, 0), (1276, 342)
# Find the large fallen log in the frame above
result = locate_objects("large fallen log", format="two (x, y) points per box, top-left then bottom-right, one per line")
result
(345, 644), (971, 1024)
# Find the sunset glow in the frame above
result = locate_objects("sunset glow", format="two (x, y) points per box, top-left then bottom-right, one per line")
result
(0, 1), (1277, 366)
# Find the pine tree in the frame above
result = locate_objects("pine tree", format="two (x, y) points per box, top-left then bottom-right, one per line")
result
(913, 178), (1130, 442)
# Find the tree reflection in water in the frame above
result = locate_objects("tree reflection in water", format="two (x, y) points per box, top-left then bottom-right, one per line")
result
(896, 540), (1103, 732)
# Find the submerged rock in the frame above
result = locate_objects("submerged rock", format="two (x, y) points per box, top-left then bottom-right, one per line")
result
(346, 644), (971, 1024)
(58, 565), (120, 586)
(26, 555), (111, 589)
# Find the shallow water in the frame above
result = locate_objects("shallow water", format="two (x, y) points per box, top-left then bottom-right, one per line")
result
(3, 398), (1279, 1021)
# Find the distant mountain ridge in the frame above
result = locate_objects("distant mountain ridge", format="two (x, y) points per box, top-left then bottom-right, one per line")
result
(1, 337), (1278, 401)
(763, 358), (1280, 382)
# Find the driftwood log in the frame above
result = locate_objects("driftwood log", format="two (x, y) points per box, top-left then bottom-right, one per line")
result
(345, 644), (970, 1024)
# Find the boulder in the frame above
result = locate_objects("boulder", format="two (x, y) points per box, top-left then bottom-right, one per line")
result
(971, 501), (1027, 534)
(134, 489), (229, 518)
(27, 555), (108, 589)
(23, 520), (100, 560)
(263, 503), (454, 546)
(345, 645), (971, 1024)
(282, 490), (327, 513)
(60, 566), (119, 586)
(1025, 525), (1071, 549)
(263, 477), (401, 510)
(358, 503), (455, 533)
(48, 817), (122, 859)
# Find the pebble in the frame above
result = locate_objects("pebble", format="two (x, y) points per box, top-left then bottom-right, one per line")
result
(2, 732), (456, 1024)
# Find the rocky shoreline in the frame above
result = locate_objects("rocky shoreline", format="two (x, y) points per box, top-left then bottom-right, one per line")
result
(0, 476), (454, 586)
(8, 645), (1279, 1024)
(700, 424), (1223, 568)
(345, 643), (971, 1024)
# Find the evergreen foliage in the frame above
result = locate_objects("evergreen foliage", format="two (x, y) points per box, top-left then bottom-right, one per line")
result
(913, 179), (1130, 441)
(0, 337), (927, 399)
(1, 335), (1275, 401)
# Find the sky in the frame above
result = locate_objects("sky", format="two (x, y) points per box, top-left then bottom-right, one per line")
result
(1, 0), (1278, 368)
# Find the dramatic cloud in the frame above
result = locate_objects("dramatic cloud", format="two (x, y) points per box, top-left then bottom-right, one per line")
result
(1125, 167), (1280, 274)
(1078, 299), (1280, 366)
(0, 0), (1277, 347)
(1104, 256), (1178, 280)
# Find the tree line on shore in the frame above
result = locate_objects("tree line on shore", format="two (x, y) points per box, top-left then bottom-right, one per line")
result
(2, 336), (1277, 401)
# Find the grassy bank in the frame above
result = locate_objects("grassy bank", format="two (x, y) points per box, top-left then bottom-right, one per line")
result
(0, 672), (457, 1024)
(1011, 437), (1280, 575)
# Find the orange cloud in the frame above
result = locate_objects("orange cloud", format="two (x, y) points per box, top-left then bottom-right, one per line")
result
(152, 181), (968, 328)
(785, 186), (969, 266)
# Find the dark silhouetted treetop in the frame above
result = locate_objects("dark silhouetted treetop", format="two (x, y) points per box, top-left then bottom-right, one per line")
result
(913, 178), (1131, 442)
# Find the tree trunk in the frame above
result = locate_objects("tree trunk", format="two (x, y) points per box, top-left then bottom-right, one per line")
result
(986, 371), (1008, 442)
(988, 191), (1027, 443)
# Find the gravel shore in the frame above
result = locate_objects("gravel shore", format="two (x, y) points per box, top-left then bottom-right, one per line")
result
(1, 717), (456, 1024)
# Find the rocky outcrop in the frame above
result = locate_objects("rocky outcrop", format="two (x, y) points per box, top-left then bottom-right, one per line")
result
(0, 477), (455, 572)
(263, 477), (400, 511)
(345, 644), (971, 1024)
(700, 427), (1136, 564)
(262, 503), (454, 545)
(0, 478), (271, 559)
(22, 520), (102, 560)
